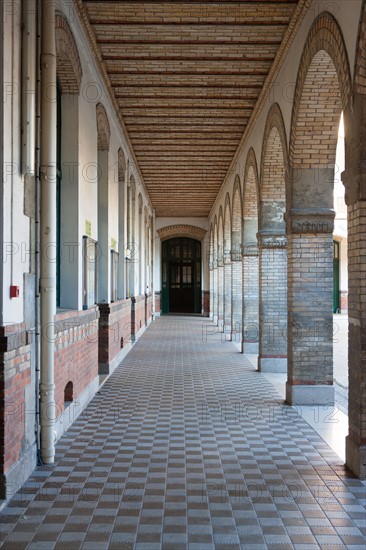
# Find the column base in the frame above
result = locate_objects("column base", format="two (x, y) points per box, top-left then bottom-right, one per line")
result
(244, 342), (259, 354)
(258, 357), (287, 372)
(286, 383), (334, 405)
(346, 436), (366, 480)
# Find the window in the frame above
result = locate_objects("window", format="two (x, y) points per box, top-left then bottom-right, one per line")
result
(83, 236), (98, 309)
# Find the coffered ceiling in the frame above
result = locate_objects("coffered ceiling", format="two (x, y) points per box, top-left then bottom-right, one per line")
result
(81, 1), (301, 217)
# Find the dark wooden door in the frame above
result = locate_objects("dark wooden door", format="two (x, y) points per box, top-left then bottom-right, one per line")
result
(169, 262), (195, 313)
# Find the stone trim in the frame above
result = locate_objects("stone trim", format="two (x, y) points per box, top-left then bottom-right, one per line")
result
(257, 232), (287, 248)
(54, 306), (99, 334)
(286, 208), (335, 234)
(0, 324), (32, 352)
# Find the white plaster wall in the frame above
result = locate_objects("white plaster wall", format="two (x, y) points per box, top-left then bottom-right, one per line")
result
(57, 1), (153, 306)
(1, 1), (30, 324)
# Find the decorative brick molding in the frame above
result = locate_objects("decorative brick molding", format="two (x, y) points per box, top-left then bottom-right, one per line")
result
(96, 103), (111, 151)
(55, 14), (82, 94)
(290, 12), (352, 168)
(355, 5), (366, 95)
(286, 208), (335, 234)
(157, 224), (207, 241)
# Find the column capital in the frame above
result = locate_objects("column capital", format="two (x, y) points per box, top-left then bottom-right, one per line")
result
(241, 242), (259, 257)
(286, 208), (335, 234)
(257, 231), (287, 248)
(342, 168), (366, 206)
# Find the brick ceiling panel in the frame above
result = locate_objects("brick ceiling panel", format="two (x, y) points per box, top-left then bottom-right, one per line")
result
(82, 0), (300, 217)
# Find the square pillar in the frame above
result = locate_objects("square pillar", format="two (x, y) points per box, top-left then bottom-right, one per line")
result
(258, 232), (287, 372)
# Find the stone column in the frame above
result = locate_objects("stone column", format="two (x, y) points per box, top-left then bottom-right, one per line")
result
(258, 231), (287, 372)
(286, 209), (335, 405)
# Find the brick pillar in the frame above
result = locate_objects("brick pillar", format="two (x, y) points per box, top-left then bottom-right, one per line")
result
(209, 263), (214, 320)
(242, 242), (259, 353)
(343, 96), (366, 478)
(258, 232), (287, 372)
(231, 249), (242, 345)
(213, 262), (218, 324)
(217, 257), (224, 329)
(223, 251), (232, 339)
(286, 210), (335, 405)
(346, 201), (366, 479)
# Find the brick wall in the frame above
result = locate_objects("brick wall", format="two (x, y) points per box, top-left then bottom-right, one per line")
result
(202, 291), (210, 317)
(134, 295), (146, 334)
(0, 325), (33, 497)
(98, 299), (132, 374)
(54, 308), (99, 411)
(155, 291), (161, 314)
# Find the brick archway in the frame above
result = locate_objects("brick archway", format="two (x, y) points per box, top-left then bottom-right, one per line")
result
(355, 4), (366, 95)
(231, 176), (243, 341)
(96, 103), (110, 151)
(157, 224), (206, 242)
(55, 14), (82, 94)
(290, 12), (352, 169)
(242, 148), (260, 354)
(223, 194), (232, 334)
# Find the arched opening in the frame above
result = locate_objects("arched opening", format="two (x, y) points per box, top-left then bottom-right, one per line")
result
(223, 195), (232, 338)
(118, 149), (127, 300)
(161, 238), (202, 314)
(231, 178), (243, 343)
(213, 217), (218, 324)
(96, 103), (111, 303)
(55, 14), (82, 309)
(217, 208), (224, 326)
(243, 151), (259, 354)
(64, 381), (73, 405)
(209, 225), (214, 320)
(258, 106), (288, 373)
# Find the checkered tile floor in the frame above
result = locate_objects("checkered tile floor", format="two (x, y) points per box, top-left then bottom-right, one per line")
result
(1, 316), (365, 549)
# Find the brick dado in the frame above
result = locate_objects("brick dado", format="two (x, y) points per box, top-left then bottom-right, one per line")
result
(98, 299), (133, 375)
(0, 324), (34, 500)
(202, 291), (210, 317)
(133, 295), (147, 336)
(54, 307), (100, 412)
(155, 291), (161, 314)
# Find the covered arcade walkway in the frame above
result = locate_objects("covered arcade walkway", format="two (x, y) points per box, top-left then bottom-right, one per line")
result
(0, 317), (365, 549)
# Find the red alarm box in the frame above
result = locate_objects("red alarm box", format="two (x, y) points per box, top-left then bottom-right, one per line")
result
(10, 285), (20, 298)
